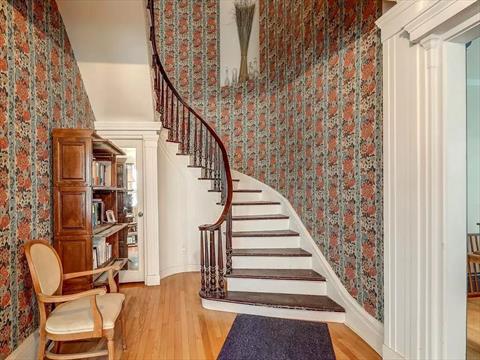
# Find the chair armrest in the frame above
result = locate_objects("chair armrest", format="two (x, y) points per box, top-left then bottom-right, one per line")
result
(38, 288), (107, 304)
(63, 265), (119, 280)
(38, 288), (106, 337)
(64, 265), (120, 293)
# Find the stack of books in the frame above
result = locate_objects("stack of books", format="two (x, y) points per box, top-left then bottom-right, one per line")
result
(92, 161), (111, 187)
(92, 237), (112, 269)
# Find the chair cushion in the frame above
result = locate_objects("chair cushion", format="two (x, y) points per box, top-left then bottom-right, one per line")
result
(46, 293), (125, 335)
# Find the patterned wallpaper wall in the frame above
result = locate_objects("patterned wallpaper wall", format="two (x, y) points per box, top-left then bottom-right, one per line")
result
(156, 0), (384, 320)
(0, 0), (95, 356)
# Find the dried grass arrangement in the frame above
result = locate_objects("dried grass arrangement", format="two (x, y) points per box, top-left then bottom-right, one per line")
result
(235, 0), (256, 83)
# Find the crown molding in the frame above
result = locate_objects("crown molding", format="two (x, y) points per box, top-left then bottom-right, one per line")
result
(94, 121), (162, 132)
(376, 0), (477, 43)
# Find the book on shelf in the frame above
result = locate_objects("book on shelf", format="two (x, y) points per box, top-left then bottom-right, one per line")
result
(92, 199), (105, 228)
(93, 237), (113, 268)
(92, 161), (112, 187)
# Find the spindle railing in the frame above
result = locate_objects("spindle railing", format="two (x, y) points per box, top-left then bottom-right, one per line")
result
(147, 0), (233, 298)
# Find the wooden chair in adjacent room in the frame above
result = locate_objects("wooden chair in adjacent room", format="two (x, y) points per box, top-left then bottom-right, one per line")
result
(25, 240), (127, 360)
(467, 233), (480, 297)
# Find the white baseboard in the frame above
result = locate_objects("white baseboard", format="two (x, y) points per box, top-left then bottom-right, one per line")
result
(382, 344), (405, 360)
(145, 274), (161, 286)
(160, 264), (199, 280)
(6, 331), (38, 360)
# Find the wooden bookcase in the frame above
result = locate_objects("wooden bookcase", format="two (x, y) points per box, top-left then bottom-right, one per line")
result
(53, 129), (128, 293)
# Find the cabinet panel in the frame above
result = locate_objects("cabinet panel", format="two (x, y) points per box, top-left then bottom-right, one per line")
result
(56, 236), (93, 293)
(53, 136), (92, 187)
(54, 187), (92, 236)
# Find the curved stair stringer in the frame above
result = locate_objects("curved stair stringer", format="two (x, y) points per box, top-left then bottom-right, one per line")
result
(202, 170), (384, 355)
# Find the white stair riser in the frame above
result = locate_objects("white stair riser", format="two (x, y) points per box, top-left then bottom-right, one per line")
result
(232, 256), (312, 269)
(233, 204), (282, 216)
(233, 236), (300, 249)
(202, 298), (345, 323)
(233, 181), (240, 190)
(233, 192), (263, 202)
(232, 218), (290, 231)
(227, 278), (327, 296)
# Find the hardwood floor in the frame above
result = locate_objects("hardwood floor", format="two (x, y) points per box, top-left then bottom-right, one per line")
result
(61, 272), (380, 359)
(468, 297), (480, 360)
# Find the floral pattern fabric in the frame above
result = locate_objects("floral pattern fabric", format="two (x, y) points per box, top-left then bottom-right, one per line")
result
(156, 0), (384, 321)
(0, 0), (95, 356)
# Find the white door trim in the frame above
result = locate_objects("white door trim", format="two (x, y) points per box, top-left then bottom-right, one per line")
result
(95, 121), (161, 286)
(376, 2), (479, 359)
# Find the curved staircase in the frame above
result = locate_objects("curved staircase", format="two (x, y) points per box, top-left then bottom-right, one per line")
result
(147, 1), (345, 323)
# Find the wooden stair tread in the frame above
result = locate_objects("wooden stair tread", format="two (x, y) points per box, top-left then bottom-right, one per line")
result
(232, 214), (289, 221)
(199, 177), (240, 181)
(232, 201), (280, 205)
(231, 248), (311, 257)
(232, 230), (299, 237)
(210, 291), (344, 313)
(209, 189), (262, 193)
(226, 269), (325, 281)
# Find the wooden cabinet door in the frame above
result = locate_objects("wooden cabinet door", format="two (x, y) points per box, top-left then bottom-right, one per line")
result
(56, 236), (93, 293)
(53, 136), (92, 187)
(54, 187), (92, 236)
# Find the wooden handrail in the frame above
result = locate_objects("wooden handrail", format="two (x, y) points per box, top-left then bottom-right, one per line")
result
(147, 1), (232, 231)
(146, 0), (233, 297)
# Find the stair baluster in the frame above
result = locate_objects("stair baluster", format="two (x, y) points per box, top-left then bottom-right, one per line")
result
(226, 210), (232, 274)
(147, 0), (232, 300)
(217, 228), (225, 296)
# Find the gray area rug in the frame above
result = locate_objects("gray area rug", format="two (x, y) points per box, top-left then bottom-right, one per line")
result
(217, 314), (336, 360)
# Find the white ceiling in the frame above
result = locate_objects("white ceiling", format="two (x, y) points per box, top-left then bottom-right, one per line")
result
(58, 0), (155, 123)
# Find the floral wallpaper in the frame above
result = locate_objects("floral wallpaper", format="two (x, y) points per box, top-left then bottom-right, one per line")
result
(0, 0), (95, 356)
(156, 0), (383, 320)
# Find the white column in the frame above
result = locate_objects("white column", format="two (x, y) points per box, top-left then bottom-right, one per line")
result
(377, 2), (474, 358)
(143, 134), (161, 286)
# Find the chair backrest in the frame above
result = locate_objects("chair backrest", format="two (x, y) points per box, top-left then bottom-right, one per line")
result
(25, 240), (63, 296)
(468, 233), (480, 253)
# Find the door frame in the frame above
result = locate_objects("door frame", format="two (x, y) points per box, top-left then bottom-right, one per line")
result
(377, 2), (480, 359)
(95, 121), (162, 286)
(113, 138), (145, 283)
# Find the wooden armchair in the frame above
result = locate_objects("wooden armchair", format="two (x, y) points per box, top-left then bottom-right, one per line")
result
(25, 240), (127, 360)
(468, 234), (480, 297)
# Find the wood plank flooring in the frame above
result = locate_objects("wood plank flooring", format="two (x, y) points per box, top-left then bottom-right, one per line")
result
(61, 272), (380, 360)
(468, 297), (480, 360)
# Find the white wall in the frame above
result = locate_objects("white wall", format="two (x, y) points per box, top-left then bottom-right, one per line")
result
(157, 130), (222, 278)
(467, 37), (480, 234)
(57, 0), (155, 123)
(219, 0), (259, 86)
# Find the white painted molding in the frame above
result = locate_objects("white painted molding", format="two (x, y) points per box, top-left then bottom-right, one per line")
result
(95, 121), (162, 132)
(143, 134), (160, 286)
(376, 0), (478, 43)
(231, 171), (384, 356)
(6, 331), (38, 360)
(377, 2), (475, 358)
(382, 344), (405, 360)
(160, 265), (199, 279)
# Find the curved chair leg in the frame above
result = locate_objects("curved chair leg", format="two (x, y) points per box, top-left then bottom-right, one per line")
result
(106, 331), (115, 360)
(37, 332), (47, 360)
(121, 306), (127, 351)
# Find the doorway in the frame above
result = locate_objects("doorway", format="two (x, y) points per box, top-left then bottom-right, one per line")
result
(467, 36), (480, 360)
(115, 139), (145, 283)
